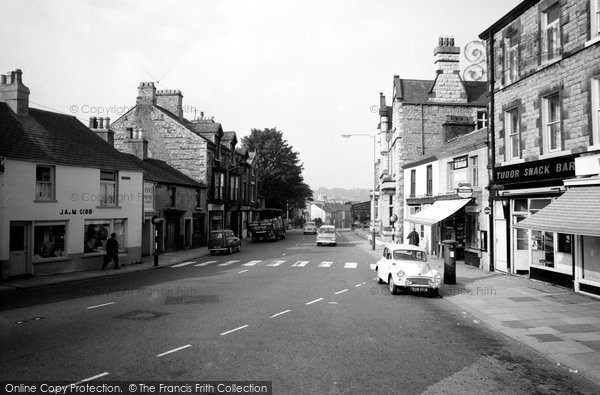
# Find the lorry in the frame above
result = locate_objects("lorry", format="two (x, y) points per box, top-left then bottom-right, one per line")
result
(248, 208), (286, 242)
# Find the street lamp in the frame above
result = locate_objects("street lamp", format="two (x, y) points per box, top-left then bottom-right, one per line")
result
(341, 133), (377, 250)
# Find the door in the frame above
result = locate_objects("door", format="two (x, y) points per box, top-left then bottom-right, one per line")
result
(184, 219), (192, 248)
(9, 224), (28, 276)
(495, 219), (508, 272)
(166, 219), (180, 251)
(513, 215), (529, 273)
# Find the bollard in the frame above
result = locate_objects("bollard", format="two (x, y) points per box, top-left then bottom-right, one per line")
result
(153, 252), (159, 267)
(442, 240), (457, 284)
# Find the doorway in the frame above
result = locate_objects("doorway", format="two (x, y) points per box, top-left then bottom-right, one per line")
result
(9, 223), (29, 276)
(495, 218), (508, 272)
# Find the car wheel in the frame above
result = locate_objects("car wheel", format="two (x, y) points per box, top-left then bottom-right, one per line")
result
(376, 268), (384, 284)
(388, 275), (398, 295)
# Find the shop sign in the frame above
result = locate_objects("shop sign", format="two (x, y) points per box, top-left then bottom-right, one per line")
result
(453, 155), (468, 170)
(457, 184), (473, 198)
(59, 208), (93, 215)
(494, 154), (577, 185)
(144, 182), (155, 212)
(483, 206), (492, 215)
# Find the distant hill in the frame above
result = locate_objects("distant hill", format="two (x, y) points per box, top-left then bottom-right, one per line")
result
(313, 187), (370, 203)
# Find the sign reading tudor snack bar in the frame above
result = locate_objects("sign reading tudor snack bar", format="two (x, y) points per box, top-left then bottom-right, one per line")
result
(494, 154), (578, 186)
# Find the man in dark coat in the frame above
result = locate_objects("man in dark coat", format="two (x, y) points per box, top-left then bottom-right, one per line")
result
(102, 233), (120, 270)
(407, 226), (420, 246)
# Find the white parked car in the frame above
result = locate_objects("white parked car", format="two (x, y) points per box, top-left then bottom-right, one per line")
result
(303, 221), (317, 235)
(316, 225), (337, 246)
(375, 244), (441, 296)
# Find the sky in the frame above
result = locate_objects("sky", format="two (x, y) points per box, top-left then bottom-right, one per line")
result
(1, 0), (521, 190)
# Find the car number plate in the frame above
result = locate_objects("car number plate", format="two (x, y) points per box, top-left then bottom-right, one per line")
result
(411, 287), (428, 293)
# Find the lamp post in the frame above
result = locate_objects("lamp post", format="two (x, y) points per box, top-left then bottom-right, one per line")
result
(342, 133), (377, 250)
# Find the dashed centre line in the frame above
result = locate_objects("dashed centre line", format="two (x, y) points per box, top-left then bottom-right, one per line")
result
(86, 302), (115, 310)
(266, 260), (285, 267)
(334, 289), (348, 295)
(318, 261), (333, 267)
(220, 325), (249, 336)
(292, 261), (309, 267)
(172, 261), (196, 268)
(355, 284), (362, 287)
(195, 260), (217, 266)
(270, 310), (291, 318)
(344, 262), (358, 269)
(218, 260), (240, 266)
(306, 298), (324, 305)
(242, 260), (262, 267)
(156, 344), (192, 357)
(238, 269), (249, 273)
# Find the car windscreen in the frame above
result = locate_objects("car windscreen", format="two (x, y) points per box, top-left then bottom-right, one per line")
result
(318, 227), (335, 233)
(210, 233), (224, 239)
(392, 250), (426, 262)
(305, 222), (315, 226)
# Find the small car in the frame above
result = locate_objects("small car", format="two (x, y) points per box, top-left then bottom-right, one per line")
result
(375, 243), (441, 296)
(316, 225), (337, 246)
(303, 221), (317, 235)
(208, 230), (241, 255)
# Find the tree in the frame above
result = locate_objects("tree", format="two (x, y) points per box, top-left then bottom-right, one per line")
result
(241, 128), (313, 211)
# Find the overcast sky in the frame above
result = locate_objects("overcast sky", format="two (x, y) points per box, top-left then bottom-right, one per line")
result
(1, 0), (521, 190)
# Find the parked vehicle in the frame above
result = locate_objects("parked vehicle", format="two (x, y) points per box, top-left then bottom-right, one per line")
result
(249, 208), (286, 242)
(208, 230), (241, 255)
(303, 221), (317, 235)
(316, 225), (337, 246)
(375, 243), (441, 296)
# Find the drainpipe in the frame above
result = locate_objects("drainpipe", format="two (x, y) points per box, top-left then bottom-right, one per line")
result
(421, 104), (425, 155)
(487, 30), (496, 273)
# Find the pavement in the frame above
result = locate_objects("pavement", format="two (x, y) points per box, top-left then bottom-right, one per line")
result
(2, 228), (600, 386)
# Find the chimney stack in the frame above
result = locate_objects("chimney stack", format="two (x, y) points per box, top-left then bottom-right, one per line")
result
(429, 36), (467, 104)
(136, 82), (156, 106)
(89, 116), (115, 147)
(124, 127), (148, 160)
(156, 89), (183, 120)
(0, 68), (30, 116)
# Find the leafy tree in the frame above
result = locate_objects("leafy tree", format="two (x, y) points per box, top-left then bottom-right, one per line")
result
(241, 128), (313, 211)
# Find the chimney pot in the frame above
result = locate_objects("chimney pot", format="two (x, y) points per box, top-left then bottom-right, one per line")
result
(89, 117), (94, 128)
(449, 37), (455, 46)
(98, 117), (104, 129)
(439, 37), (444, 46)
(0, 75), (5, 84)
(105, 117), (110, 128)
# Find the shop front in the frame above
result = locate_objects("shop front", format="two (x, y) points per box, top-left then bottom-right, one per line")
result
(491, 154), (578, 286)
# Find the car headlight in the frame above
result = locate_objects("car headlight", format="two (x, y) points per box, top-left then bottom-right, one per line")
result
(397, 270), (405, 278)
(434, 273), (441, 285)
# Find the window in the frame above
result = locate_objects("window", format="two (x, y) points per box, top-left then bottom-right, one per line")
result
(214, 173), (225, 200)
(36, 165), (55, 200)
(591, 0), (600, 39)
(99, 170), (117, 207)
(476, 110), (488, 130)
(505, 36), (519, 83)
(543, 94), (561, 152)
(505, 108), (520, 160)
(446, 162), (454, 192)
(169, 186), (176, 207)
(543, 4), (561, 62)
(426, 165), (433, 196)
(470, 156), (478, 187)
(126, 127), (134, 139)
(242, 181), (247, 202)
(557, 233), (572, 253)
(34, 223), (66, 260)
(410, 169), (416, 197)
(84, 219), (126, 254)
(195, 188), (202, 208)
(592, 77), (600, 145)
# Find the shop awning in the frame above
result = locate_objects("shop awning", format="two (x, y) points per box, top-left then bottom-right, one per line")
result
(514, 185), (600, 237)
(405, 199), (471, 226)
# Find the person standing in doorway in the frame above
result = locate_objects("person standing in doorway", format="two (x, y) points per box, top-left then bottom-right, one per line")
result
(407, 226), (420, 246)
(102, 233), (120, 270)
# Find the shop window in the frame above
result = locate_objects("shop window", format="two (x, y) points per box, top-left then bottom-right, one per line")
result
(516, 227), (529, 250)
(557, 233), (572, 254)
(479, 230), (488, 252)
(84, 219), (126, 254)
(505, 108), (520, 160)
(465, 214), (479, 249)
(592, 77), (600, 146)
(34, 223), (66, 261)
(514, 199), (528, 212)
(582, 235), (600, 282)
(542, 4), (561, 62)
(543, 93), (561, 153)
(99, 170), (117, 207)
(36, 165), (55, 200)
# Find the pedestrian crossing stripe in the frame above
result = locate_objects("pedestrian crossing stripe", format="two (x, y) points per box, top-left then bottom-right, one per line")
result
(242, 260), (262, 267)
(344, 262), (358, 269)
(195, 261), (217, 267)
(171, 261), (196, 268)
(266, 260), (285, 267)
(318, 261), (333, 267)
(292, 261), (309, 267)
(218, 260), (240, 266)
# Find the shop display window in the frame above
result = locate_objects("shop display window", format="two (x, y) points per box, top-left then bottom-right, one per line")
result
(34, 224), (66, 261)
(84, 219), (127, 254)
(582, 236), (600, 282)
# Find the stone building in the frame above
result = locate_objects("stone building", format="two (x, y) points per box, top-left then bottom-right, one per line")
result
(110, 82), (259, 240)
(377, 37), (488, 240)
(480, 0), (600, 297)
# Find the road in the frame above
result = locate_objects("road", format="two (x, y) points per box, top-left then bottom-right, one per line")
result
(1, 230), (599, 394)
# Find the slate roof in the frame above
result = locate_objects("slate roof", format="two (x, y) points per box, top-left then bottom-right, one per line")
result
(123, 154), (205, 187)
(0, 102), (140, 171)
(187, 121), (223, 144)
(394, 78), (488, 106)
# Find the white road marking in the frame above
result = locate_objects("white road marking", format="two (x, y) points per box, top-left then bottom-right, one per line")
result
(220, 325), (249, 336)
(334, 289), (348, 295)
(218, 260), (240, 266)
(267, 260), (285, 267)
(270, 310), (291, 318)
(238, 269), (249, 273)
(292, 261), (309, 267)
(195, 260), (217, 267)
(171, 261), (196, 268)
(86, 302), (115, 310)
(344, 262), (358, 269)
(242, 260), (262, 267)
(156, 344), (192, 357)
(306, 298), (324, 305)
(355, 284), (362, 287)
(72, 372), (109, 385)
(370, 264), (376, 270)
(318, 261), (333, 267)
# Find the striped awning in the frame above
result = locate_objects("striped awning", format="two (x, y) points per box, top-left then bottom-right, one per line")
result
(405, 199), (471, 226)
(514, 186), (600, 237)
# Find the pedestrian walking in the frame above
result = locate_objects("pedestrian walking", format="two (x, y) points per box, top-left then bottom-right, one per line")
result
(102, 233), (120, 270)
(407, 226), (420, 246)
